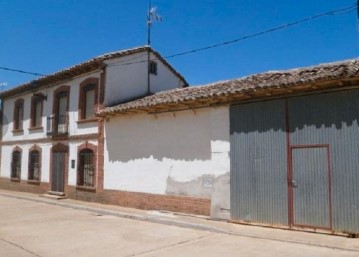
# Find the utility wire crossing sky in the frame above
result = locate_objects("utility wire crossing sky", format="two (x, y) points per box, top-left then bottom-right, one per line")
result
(1, 3), (357, 79)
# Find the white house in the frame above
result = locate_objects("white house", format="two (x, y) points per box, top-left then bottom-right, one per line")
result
(97, 58), (359, 236)
(1, 50), (359, 236)
(0, 46), (187, 199)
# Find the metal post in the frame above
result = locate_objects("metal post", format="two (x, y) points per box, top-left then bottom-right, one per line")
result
(147, 0), (152, 95)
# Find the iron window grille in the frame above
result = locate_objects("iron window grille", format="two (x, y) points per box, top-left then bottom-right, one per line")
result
(11, 151), (21, 179)
(78, 149), (94, 187)
(28, 150), (40, 181)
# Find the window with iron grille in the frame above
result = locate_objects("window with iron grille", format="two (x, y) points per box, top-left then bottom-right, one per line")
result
(78, 149), (94, 187)
(28, 150), (40, 181)
(11, 151), (21, 179)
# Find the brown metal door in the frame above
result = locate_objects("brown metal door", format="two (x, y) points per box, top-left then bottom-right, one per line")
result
(51, 152), (65, 192)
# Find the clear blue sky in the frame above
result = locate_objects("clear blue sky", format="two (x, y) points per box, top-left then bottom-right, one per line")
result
(0, 0), (358, 89)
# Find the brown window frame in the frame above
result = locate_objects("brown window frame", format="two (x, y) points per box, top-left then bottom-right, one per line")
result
(78, 78), (99, 122)
(11, 147), (22, 180)
(52, 86), (70, 135)
(13, 99), (24, 131)
(30, 96), (43, 129)
(28, 145), (42, 182)
(77, 143), (97, 189)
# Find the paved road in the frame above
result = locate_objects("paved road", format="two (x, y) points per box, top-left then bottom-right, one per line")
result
(0, 195), (357, 257)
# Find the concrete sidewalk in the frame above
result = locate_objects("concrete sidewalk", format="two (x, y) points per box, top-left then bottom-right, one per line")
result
(0, 189), (358, 254)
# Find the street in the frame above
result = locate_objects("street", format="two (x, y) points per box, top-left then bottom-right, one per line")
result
(0, 193), (358, 257)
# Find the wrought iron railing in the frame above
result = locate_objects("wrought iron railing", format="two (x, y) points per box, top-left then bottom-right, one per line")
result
(46, 115), (68, 135)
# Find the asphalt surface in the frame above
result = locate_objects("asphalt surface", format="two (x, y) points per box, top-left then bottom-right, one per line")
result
(0, 191), (358, 257)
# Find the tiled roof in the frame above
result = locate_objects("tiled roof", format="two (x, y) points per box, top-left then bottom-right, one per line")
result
(99, 58), (359, 116)
(0, 46), (188, 99)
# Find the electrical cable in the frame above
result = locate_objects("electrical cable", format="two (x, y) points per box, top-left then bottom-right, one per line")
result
(0, 3), (357, 76)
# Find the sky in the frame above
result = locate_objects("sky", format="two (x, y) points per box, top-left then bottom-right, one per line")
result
(0, 0), (358, 89)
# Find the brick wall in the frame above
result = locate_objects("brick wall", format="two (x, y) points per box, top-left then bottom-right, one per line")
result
(0, 179), (210, 216)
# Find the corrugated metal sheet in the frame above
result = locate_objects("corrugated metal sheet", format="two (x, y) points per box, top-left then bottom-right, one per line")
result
(292, 147), (330, 229)
(288, 90), (359, 233)
(230, 99), (288, 225)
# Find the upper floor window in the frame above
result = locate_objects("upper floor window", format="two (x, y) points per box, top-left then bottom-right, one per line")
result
(30, 97), (43, 128)
(79, 78), (98, 121)
(51, 86), (70, 135)
(28, 148), (41, 181)
(13, 99), (24, 131)
(149, 61), (158, 75)
(84, 85), (95, 119)
(11, 149), (22, 180)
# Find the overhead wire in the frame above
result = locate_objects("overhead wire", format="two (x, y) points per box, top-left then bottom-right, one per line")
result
(0, 3), (357, 76)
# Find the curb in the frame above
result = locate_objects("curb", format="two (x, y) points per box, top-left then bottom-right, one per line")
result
(1, 191), (358, 253)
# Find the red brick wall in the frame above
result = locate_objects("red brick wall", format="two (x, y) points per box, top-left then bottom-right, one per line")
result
(0, 178), (49, 194)
(0, 179), (210, 216)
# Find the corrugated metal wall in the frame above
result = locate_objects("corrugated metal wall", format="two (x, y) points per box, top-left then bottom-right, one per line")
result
(291, 147), (330, 229)
(230, 99), (288, 225)
(230, 89), (359, 234)
(288, 90), (359, 233)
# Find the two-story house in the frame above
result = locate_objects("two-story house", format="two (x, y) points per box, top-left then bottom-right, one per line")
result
(0, 46), (187, 199)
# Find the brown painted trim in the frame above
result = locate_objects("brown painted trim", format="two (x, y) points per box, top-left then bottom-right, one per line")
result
(50, 143), (69, 193)
(77, 142), (97, 188)
(28, 145), (42, 182)
(28, 126), (44, 131)
(29, 95), (44, 129)
(13, 98), (24, 131)
(96, 68), (106, 192)
(77, 118), (98, 124)
(11, 146), (22, 180)
(0, 133), (99, 146)
(97, 118), (104, 192)
(52, 85), (70, 135)
(78, 77), (99, 121)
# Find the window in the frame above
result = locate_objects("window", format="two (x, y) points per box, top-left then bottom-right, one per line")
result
(79, 78), (98, 121)
(149, 61), (158, 75)
(84, 85), (95, 119)
(28, 148), (41, 181)
(13, 99), (24, 131)
(78, 149), (95, 187)
(52, 86), (70, 135)
(30, 97), (43, 128)
(11, 150), (22, 180)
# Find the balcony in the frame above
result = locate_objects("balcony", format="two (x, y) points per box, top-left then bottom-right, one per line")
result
(46, 115), (68, 136)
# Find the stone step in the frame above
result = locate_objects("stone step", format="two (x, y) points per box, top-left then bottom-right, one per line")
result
(39, 193), (67, 200)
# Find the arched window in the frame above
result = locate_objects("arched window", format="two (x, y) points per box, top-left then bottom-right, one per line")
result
(11, 150), (22, 179)
(78, 149), (95, 187)
(13, 99), (24, 131)
(28, 149), (41, 181)
(79, 78), (98, 121)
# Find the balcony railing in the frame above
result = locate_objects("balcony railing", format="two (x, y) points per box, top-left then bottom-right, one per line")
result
(46, 115), (68, 136)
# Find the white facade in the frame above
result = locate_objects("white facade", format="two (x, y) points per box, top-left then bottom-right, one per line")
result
(105, 52), (186, 106)
(0, 48), (187, 197)
(103, 106), (230, 219)
(2, 72), (101, 142)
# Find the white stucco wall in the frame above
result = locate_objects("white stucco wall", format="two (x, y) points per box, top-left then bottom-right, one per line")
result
(1, 72), (100, 143)
(103, 106), (230, 195)
(104, 52), (185, 106)
(1, 143), (52, 182)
